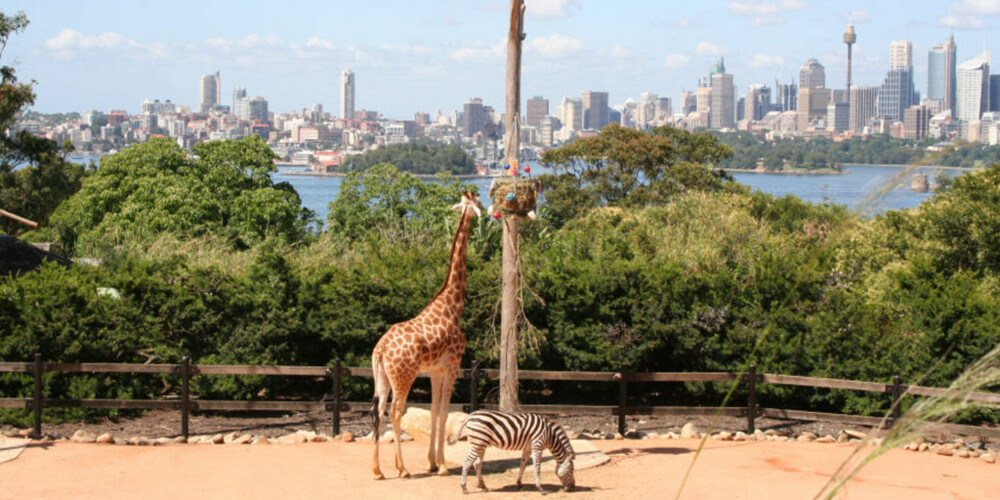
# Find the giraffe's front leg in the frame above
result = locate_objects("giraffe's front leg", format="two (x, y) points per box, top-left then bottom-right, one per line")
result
(428, 373), (444, 473)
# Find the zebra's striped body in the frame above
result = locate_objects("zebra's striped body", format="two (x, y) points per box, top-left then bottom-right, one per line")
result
(459, 410), (575, 494)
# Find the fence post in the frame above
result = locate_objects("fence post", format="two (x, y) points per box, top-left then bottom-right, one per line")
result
(332, 358), (342, 436)
(617, 367), (628, 436)
(180, 357), (191, 439)
(468, 360), (480, 413)
(888, 375), (903, 426)
(32, 353), (43, 439)
(746, 364), (757, 434)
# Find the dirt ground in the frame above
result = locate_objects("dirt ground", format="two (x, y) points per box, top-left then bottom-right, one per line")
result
(2, 411), (1000, 499)
(2, 433), (999, 499)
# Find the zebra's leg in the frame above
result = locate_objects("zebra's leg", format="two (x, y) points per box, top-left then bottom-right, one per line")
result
(461, 445), (480, 494)
(474, 454), (487, 491)
(532, 442), (545, 494)
(515, 447), (531, 489)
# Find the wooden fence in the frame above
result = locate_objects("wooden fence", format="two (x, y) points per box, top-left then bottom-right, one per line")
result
(2, 354), (999, 440)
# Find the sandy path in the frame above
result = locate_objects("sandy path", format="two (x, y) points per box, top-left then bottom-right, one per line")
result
(0, 438), (996, 499)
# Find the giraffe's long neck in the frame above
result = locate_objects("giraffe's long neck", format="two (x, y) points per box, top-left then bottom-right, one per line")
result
(428, 206), (474, 321)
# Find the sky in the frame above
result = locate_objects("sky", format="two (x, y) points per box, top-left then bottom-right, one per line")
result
(2, 0), (998, 120)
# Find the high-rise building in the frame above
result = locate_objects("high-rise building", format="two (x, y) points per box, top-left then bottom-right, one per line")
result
(463, 98), (486, 137)
(247, 96), (269, 123)
(525, 96), (549, 127)
(990, 75), (1000, 112)
(681, 92), (697, 115)
(827, 102), (850, 132)
(850, 86), (879, 133)
(904, 105), (931, 140)
(928, 35), (957, 116)
(581, 90), (609, 130)
(340, 69), (355, 121)
(561, 97), (583, 132)
(890, 40), (913, 70)
(797, 87), (832, 130)
(637, 92), (659, 128)
(233, 86), (246, 111)
(199, 71), (220, 113)
(776, 81), (798, 111)
(799, 58), (825, 89)
(709, 58), (735, 129)
(956, 52), (990, 122)
(878, 68), (916, 122)
(745, 84), (771, 122)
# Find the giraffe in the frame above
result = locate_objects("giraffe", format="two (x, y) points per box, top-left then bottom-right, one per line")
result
(371, 191), (482, 480)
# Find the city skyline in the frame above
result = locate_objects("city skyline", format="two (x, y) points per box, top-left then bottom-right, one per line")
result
(4, 1), (1000, 119)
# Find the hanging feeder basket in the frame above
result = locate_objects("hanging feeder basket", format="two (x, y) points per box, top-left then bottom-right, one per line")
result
(489, 177), (538, 217)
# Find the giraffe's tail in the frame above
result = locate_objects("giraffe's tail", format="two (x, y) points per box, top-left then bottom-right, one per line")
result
(370, 350), (389, 443)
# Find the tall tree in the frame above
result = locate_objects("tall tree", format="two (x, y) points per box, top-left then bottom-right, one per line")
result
(0, 11), (85, 236)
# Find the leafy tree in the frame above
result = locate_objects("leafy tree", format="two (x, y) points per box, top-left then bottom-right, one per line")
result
(46, 136), (315, 254)
(338, 141), (477, 175)
(538, 123), (736, 226)
(0, 11), (85, 236)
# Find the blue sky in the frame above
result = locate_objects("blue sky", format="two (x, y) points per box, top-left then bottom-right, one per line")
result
(2, 0), (998, 119)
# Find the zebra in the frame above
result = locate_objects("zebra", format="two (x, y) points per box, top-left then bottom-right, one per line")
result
(457, 410), (575, 494)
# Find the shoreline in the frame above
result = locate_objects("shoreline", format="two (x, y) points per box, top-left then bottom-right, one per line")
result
(278, 169), (492, 180)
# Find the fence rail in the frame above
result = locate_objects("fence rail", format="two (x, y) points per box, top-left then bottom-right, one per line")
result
(2, 354), (999, 440)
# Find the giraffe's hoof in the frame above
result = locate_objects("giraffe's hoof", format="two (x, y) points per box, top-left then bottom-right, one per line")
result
(373, 473), (385, 481)
(428, 464), (439, 473)
(399, 470), (411, 478)
(437, 467), (451, 476)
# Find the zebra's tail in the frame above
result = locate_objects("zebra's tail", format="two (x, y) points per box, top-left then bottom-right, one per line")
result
(447, 413), (473, 445)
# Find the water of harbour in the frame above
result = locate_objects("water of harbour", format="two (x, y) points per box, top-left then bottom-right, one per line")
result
(279, 164), (967, 223)
(67, 154), (968, 223)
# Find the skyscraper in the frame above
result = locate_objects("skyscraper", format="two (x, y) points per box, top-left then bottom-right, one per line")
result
(990, 75), (1000, 112)
(709, 58), (735, 129)
(681, 92), (697, 115)
(799, 58), (825, 90)
(928, 35), (957, 115)
(581, 90), (609, 130)
(199, 71), (220, 113)
(849, 86), (879, 133)
(956, 52), (990, 122)
(745, 84), (771, 122)
(463, 98), (486, 137)
(560, 97), (583, 132)
(247, 96), (269, 123)
(637, 92), (659, 128)
(776, 81), (798, 111)
(797, 87), (832, 130)
(233, 86), (246, 110)
(525, 96), (549, 127)
(340, 69), (355, 121)
(890, 40), (913, 70)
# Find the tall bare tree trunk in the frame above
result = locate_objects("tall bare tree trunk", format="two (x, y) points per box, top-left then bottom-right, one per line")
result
(499, 0), (525, 412)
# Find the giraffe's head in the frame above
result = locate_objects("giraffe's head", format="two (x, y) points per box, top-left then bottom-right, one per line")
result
(451, 191), (483, 218)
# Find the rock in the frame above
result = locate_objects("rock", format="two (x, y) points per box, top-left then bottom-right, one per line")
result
(211, 434), (224, 445)
(979, 453), (995, 464)
(17, 429), (32, 438)
(624, 429), (644, 439)
(279, 432), (308, 444)
(713, 432), (733, 441)
(230, 434), (253, 445)
(797, 432), (817, 442)
(936, 444), (955, 456)
(113, 437), (131, 445)
(646, 432), (660, 440)
(970, 450), (983, 458)
(95, 433), (114, 444)
(397, 408), (469, 443)
(816, 435), (836, 443)
(956, 449), (970, 458)
(446, 412), (470, 443)
(613, 432), (624, 440)
(753, 429), (766, 441)
(128, 436), (154, 446)
(763, 429), (781, 437)
(843, 430), (866, 440)
(777, 436), (790, 442)
(252, 437), (271, 445)
(223, 432), (240, 444)
(71, 430), (98, 444)
(309, 434), (329, 443)
(340, 432), (355, 443)
(297, 430), (318, 441)
(380, 431), (396, 443)
(680, 423), (699, 439)
(918, 443), (930, 452)
(665, 432), (679, 440)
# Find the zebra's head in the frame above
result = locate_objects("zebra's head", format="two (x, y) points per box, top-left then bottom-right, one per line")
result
(556, 457), (575, 491)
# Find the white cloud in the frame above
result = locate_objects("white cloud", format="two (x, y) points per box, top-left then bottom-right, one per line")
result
(728, 0), (810, 25)
(940, 0), (1000, 29)
(449, 41), (504, 62)
(526, 34), (583, 57)
(747, 54), (785, 69)
(664, 54), (691, 69)
(845, 10), (871, 24)
(43, 29), (170, 61)
(306, 37), (335, 50)
(696, 42), (728, 56)
(525, 0), (582, 20)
